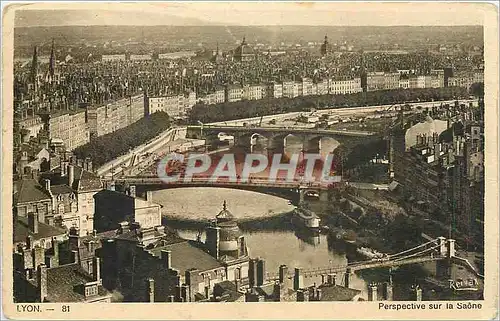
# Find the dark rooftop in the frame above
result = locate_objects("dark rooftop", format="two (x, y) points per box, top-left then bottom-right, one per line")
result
(14, 217), (67, 244)
(14, 179), (51, 204)
(317, 284), (361, 301)
(150, 240), (223, 273)
(46, 263), (110, 302)
(50, 184), (74, 195)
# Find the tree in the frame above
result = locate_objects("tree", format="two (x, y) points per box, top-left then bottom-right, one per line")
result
(469, 82), (484, 98)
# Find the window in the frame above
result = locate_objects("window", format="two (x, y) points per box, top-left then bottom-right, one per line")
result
(85, 285), (98, 297)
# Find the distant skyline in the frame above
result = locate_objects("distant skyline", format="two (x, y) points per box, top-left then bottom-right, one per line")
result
(13, 2), (486, 27)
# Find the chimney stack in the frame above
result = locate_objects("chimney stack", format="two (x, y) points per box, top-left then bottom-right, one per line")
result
(315, 288), (322, 301)
(129, 185), (136, 198)
(368, 283), (378, 301)
(68, 165), (75, 188)
(412, 285), (423, 301)
(327, 273), (337, 286)
(181, 284), (188, 302)
(256, 258), (266, 286)
(344, 268), (352, 288)
(92, 256), (101, 282)
(161, 250), (172, 270)
(28, 212), (39, 234)
(293, 268), (304, 291)
(85, 158), (93, 172)
(248, 259), (257, 288)
(51, 238), (59, 267)
(37, 264), (48, 302)
(279, 265), (288, 284)
(26, 235), (34, 249)
(44, 179), (51, 192)
(146, 278), (155, 302)
(383, 282), (393, 301)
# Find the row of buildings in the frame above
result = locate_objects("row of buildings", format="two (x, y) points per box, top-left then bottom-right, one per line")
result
(147, 68), (483, 118)
(392, 101), (484, 244)
(16, 93), (146, 152)
(101, 51), (197, 62)
(17, 65), (483, 158)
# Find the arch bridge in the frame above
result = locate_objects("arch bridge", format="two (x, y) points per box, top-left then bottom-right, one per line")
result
(109, 175), (335, 203)
(186, 125), (381, 153)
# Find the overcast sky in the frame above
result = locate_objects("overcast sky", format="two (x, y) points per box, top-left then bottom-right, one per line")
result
(12, 2), (486, 27)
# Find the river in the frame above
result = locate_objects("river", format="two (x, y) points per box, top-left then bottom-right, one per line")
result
(152, 187), (370, 298)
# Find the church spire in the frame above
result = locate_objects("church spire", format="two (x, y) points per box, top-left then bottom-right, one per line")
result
(49, 38), (55, 77)
(30, 46), (38, 93)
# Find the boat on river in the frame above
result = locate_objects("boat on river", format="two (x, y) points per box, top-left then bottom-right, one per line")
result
(291, 205), (321, 230)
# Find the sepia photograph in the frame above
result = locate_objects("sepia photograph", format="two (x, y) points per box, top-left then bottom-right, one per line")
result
(1, 1), (498, 320)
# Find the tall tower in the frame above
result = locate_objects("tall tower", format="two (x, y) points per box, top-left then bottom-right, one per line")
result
(320, 35), (329, 56)
(48, 39), (55, 80)
(205, 201), (248, 261)
(30, 46), (39, 94)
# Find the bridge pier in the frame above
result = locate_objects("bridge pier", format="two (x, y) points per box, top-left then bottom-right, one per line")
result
(319, 190), (329, 202)
(435, 238), (456, 278)
(234, 134), (253, 152)
(436, 259), (452, 278)
(303, 137), (321, 154)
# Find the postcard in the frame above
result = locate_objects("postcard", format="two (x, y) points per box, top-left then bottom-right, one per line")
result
(2, 2), (498, 320)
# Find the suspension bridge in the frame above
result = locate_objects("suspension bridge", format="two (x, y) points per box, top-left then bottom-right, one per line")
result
(266, 237), (483, 283)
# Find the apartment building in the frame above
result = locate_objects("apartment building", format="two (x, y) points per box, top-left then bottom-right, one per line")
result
(225, 84), (244, 102)
(266, 82), (283, 99)
(43, 110), (90, 151)
(329, 78), (363, 94)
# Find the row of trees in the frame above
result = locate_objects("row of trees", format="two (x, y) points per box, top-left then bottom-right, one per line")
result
(73, 112), (171, 168)
(189, 87), (470, 123)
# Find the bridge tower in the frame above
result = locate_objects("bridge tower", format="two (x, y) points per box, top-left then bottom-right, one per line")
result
(435, 237), (456, 278)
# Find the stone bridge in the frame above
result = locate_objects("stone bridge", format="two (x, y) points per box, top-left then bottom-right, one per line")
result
(186, 125), (381, 154)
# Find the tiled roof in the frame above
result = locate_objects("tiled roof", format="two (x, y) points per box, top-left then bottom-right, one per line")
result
(114, 228), (167, 242)
(14, 179), (51, 204)
(317, 284), (361, 301)
(256, 283), (275, 297)
(46, 263), (109, 302)
(80, 230), (120, 242)
(50, 184), (74, 195)
(14, 217), (67, 243)
(150, 240), (222, 273)
(75, 167), (103, 192)
(214, 280), (243, 302)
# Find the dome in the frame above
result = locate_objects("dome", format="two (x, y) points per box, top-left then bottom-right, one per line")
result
(216, 200), (235, 221)
(234, 37), (255, 61)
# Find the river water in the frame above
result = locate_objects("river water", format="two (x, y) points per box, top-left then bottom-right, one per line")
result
(153, 187), (370, 298)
